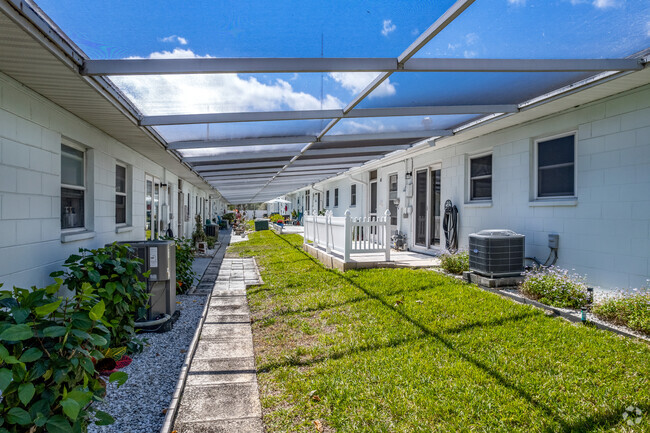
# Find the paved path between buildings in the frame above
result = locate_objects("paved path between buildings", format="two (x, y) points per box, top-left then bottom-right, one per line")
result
(172, 247), (264, 432)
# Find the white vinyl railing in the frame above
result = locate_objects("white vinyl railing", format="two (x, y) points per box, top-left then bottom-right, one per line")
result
(304, 209), (391, 262)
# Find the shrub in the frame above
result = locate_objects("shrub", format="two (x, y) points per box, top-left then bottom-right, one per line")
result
(0, 281), (124, 432)
(206, 236), (217, 249)
(269, 213), (283, 223)
(192, 215), (207, 245)
(520, 267), (590, 309)
(439, 251), (469, 275)
(164, 237), (196, 294)
(593, 289), (650, 335)
(222, 213), (235, 223)
(55, 243), (149, 353)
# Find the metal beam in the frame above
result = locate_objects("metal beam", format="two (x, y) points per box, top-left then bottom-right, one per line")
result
(145, 105), (516, 126)
(404, 58), (643, 72)
(193, 161), (287, 171)
(303, 145), (409, 157)
(398, 0), (477, 64)
(82, 58), (398, 76)
(143, 110), (340, 126)
(183, 151), (298, 164)
(322, 130), (451, 142)
(168, 136), (316, 150)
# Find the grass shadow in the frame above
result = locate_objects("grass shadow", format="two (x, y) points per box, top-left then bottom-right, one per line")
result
(270, 233), (578, 430)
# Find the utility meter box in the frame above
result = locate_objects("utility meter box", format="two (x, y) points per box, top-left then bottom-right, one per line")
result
(117, 240), (176, 321)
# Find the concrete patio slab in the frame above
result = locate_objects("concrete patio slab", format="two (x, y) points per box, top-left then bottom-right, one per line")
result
(186, 357), (256, 386)
(175, 417), (264, 433)
(174, 382), (262, 424)
(201, 323), (253, 339)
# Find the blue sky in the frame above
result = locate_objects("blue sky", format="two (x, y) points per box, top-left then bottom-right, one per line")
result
(33, 0), (650, 142)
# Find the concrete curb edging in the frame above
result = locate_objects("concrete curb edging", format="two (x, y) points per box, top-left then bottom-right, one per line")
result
(473, 283), (648, 342)
(160, 291), (212, 433)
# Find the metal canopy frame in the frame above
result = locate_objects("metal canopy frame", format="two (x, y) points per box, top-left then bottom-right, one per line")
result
(67, 0), (648, 203)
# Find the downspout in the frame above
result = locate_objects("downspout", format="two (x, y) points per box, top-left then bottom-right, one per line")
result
(347, 173), (368, 217)
(311, 183), (324, 214)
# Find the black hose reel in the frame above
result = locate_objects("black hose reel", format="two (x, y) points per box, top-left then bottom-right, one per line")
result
(442, 200), (458, 252)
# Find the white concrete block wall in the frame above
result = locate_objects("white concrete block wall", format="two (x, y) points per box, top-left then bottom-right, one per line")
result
(307, 84), (650, 289)
(0, 72), (211, 289)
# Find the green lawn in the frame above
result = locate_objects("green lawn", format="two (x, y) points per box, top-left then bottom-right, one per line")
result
(229, 231), (650, 433)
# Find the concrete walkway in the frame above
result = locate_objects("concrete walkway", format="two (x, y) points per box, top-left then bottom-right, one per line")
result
(172, 257), (264, 433)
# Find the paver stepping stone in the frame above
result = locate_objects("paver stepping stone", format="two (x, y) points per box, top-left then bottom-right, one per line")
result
(186, 357), (256, 386)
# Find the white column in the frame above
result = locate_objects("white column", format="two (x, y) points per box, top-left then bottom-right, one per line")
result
(344, 209), (351, 262)
(384, 209), (391, 262)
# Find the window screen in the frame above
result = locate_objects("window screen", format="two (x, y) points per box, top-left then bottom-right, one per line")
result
(61, 144), (85, 229)
(326, 190), (330, 207)
(334, 188), (339, 207)
(350, 184), (357, 207)
(115, 164), (127, 224)
(537, 135), (575, 198)
(470, 154), (492, 201)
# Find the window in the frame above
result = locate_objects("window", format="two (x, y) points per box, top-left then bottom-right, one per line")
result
(536, 134), (575, 198)
(61, 144), (85, 229)
(305, 190), (310, 212)
(350, 184), (357, 207)
(334, 188), (339, 207)
(469, 154), (492, 201)
(115, 164), (127, 224)
(325, 190), (330, 207)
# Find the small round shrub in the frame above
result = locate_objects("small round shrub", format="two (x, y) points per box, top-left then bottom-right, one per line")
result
(439, 251), (469, 275)
(520, 267), (590, 309)
(593, 289), (650, 335)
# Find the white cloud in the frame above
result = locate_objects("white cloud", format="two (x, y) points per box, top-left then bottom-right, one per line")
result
(465, 33), (479, 45)
(593, 0), (619, 8)
(159, 35), (188, 45)
(507, 0), (526, 5)
(463, 50), (478, 58)
(112, 49), (344, 115)
(647, 21), (650, 37)
(381, 19), (396, 37)
(411, 28), (420, 36)
(328, 72), (396, 98)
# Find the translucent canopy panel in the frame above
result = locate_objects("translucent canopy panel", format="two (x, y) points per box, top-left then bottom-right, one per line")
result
(110, 72), (383, 116)
(154, 120), (327, 142)
(327, 114), (481, 135)
(177, 143), (306, 158)
(414, 0), (650, 59)
(358, 71), (596, 108)
(34, 0), (456, 59)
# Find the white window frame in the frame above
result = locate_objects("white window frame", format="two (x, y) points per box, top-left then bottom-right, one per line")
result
(115, 162), (128, 226)
(350, 184), (357, 207)
(533, 131), (577, 201)
(467, 152), (493, 202)
(61, 140), (87, 232)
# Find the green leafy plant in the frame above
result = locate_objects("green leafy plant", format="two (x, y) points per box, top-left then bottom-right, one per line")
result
(520, 267), (590, 309)
(222, 213), (235, 223)
(0, 281), (126, 432)
(55, 243), (150, 353)
(439, 250), (469, 275)
(165, 237), (196, 294)
(269, 213), (284, 223)
(206, 236), (217, 249)
(593, 289), (650, 335)
(192, 215), (207, 245)
(291, 209), (298, 220)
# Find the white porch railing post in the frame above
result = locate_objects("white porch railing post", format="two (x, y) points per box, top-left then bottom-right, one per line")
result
(325, 210), (331, 254)
(344, 209), (351, 262)
(384, 209), (391, 262)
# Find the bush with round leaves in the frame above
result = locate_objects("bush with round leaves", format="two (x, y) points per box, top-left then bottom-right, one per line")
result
(0, 280), (125, 433)
(54, 243), (150, 354)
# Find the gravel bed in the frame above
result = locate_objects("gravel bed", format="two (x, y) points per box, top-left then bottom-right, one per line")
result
(88, 294), (208, 433)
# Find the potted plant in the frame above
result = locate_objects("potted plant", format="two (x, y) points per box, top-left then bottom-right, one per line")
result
(192, 214), (208, 252)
